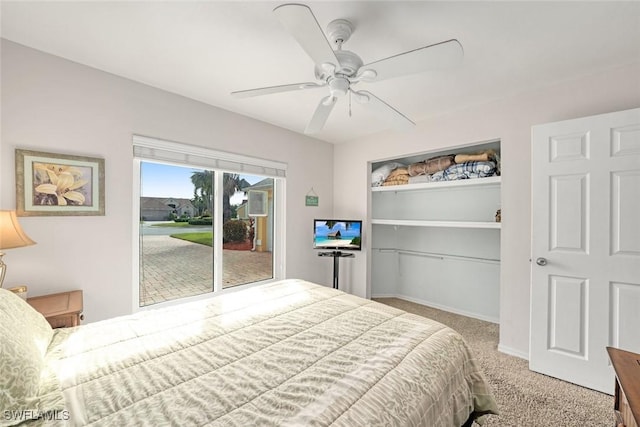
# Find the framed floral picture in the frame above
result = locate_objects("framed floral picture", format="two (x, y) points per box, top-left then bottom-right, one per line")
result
(15, 149), (105, 216)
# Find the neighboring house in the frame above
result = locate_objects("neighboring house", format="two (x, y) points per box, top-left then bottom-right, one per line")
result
(236, 201), (248, 220)
(140, 197), (196, 221)
(241, 178), (273, 253)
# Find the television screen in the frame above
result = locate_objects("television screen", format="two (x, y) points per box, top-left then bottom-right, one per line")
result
(313, 219), (362, 251)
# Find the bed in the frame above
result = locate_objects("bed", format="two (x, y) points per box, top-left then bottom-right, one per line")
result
(1, 279), (498, 426)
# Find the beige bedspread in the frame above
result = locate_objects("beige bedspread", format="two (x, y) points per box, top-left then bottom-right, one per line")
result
(46, 279), (497, 426)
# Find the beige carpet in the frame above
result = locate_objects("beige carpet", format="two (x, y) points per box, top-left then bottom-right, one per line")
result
(374, 298), (614, 427)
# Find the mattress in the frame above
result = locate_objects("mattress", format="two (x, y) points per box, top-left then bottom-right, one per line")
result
(44, 279), (497, 426)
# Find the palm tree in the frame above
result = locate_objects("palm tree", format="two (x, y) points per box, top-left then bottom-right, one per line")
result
(191, 194), (208, 217)
(191, 171), (250, 220)
(190, 171), (213, 216)
(222, 174), (250, 222)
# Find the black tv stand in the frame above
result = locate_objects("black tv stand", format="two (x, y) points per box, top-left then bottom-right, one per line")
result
(318, 251), (355, 290)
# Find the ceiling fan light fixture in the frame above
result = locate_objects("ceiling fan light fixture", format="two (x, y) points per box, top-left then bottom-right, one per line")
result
(328, 77), (350, 97)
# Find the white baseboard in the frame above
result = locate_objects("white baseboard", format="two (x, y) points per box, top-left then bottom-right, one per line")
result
(372, 293), (499, 324)
(371, 293), (397, 299)
(497, 344), (529, 360)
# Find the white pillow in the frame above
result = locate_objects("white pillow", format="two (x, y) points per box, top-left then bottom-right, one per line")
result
(0, 288), (64, 424)
(371, 161), (406, 187)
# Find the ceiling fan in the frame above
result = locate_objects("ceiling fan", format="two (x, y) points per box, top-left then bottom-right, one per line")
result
(231, 3), (463, 134)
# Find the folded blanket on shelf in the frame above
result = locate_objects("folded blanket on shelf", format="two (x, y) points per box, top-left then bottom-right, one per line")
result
(408, 155), (455, 176)
(430, 171), (446, 182)
(431, 161), (497, 182)
(383, 167), (410, 186)
(382, 178), (409, 186)
(408, 174), (433, 184)
(454, 150), (495, 164)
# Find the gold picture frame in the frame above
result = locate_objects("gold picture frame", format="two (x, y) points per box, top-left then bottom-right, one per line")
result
(15, 149), (105, 216)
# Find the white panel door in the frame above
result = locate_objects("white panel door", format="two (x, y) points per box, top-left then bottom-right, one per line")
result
(530, 108), (640, 394)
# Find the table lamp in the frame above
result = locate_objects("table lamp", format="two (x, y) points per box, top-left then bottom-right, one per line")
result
(0, 210), (36, 288)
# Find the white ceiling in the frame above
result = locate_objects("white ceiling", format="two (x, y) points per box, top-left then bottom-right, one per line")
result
(2, 1), (639, 144)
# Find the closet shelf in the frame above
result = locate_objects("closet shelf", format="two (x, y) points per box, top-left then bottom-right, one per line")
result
(371, 175), (501, 193)
(371, 219), (502, 229)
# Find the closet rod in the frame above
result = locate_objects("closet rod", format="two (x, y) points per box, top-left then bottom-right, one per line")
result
(373, 248), (500, 265)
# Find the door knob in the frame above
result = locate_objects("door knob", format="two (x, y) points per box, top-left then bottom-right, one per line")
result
(536, 257), (548, 266)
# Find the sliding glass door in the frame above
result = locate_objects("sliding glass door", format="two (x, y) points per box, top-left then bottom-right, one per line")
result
(139, 162), (214, 306)
(222, 173), (273, 288)
(137, 160), (277, 307)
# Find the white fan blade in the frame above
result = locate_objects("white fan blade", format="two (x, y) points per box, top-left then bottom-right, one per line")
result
(305, 96), (337, 134)
(231, 82), (325, 99)
(274, 4), (339, 69)
(353, 90), (415, 131)
(360, 39), (463, 82)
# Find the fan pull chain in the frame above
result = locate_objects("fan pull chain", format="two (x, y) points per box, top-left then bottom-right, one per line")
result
(349, 90), (352, 117)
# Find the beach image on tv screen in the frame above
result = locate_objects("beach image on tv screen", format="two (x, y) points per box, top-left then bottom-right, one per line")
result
(314, 220), (361, 250)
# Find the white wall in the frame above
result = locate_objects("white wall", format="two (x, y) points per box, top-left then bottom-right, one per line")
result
(0, 40), (335, 322)
(333, 62), (640, 358)
(3, 39), (639, 358)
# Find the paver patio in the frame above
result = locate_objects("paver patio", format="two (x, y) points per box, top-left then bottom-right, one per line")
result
(139, 235), (273, 306)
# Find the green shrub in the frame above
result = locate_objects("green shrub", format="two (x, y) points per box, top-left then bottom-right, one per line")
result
(189, 218), (212, 226)
(174, 213), (190, 223)
(223, 220), (247, 243)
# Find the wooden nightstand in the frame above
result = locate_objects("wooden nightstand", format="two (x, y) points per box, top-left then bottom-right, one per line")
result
(607, 347), (640, 427)
(27, 290), (84, 328)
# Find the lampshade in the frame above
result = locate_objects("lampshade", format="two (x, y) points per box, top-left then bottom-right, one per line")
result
(0, 210), (36, 288)
(0, 210), (36, 249)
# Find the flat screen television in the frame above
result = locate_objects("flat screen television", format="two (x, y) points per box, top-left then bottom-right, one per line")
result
(313, 219), (362, 251)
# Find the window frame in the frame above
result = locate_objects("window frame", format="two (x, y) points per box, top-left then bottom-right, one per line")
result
(132, 135), (286, 312)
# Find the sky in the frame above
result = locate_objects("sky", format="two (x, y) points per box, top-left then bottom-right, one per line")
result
(141, 162), (261, 205)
